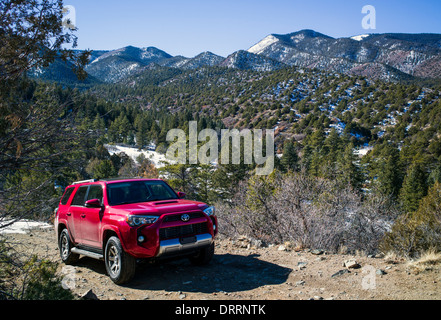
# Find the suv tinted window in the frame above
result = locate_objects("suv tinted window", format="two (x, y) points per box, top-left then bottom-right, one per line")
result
(86, 185), (103, 204)
(71, 186), (89, 206)
(60, 187), (75, 205)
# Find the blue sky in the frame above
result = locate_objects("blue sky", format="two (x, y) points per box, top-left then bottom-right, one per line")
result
(67, 0), (441, 57)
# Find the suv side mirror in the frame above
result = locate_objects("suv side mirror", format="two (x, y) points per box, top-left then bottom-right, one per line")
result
(85, 199), (102, 208)
(177, 192), (186, 199)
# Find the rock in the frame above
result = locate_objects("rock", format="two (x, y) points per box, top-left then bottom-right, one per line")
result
(313, 296), (324, 300)
(235, 236), (251, 248)
(297, 262), (308, 270)
(179, 293), (187, 299)
(251, 239), (266, 248)
(344, 259), (361, 269)
(311, 249), (324, 255)
(278, 245), (287, 251)
(376, 269), (387, 275)
(331, 269), (350, 278)
(296, 280), (306, 286)
(80, 289), (99, 300)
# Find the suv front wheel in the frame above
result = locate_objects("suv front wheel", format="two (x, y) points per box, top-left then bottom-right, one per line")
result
(104, 236), (136, 285)
(59, 229), (79, 265)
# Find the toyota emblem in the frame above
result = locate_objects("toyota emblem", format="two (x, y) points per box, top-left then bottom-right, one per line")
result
(181, 214), (190, 222)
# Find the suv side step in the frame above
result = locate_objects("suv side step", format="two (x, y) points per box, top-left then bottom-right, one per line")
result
(71, 247), (104, 260)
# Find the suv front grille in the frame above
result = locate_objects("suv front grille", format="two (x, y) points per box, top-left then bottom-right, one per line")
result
(163, 212), (205, 222)
(159, 223), (209, 240)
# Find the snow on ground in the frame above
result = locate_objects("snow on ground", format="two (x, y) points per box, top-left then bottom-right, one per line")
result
(104, 144), (173, 168)
(0, 219), (52, 235)
(354, 146), (373, 157)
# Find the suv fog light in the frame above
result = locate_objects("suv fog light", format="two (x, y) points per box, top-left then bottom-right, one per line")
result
(138, 236), (145, 243)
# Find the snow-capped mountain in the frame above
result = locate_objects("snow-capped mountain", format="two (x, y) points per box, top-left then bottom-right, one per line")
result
(30, 29), (441, 84)
(220, 50), (285, 72)
(247, 29), (441, 81)
(85, 46), (172, 82)
(158, 51), (225, 70)
(179, 51), (225, 69)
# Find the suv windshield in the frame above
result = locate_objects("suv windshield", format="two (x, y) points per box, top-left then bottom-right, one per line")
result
(107, 180), (178, 206)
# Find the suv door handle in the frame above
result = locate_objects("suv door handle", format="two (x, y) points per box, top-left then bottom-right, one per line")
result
(66, 212), (72, 217)
(81, 214), (86, 218)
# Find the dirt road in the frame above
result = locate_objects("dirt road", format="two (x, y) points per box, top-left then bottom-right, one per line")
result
(3, 224), (441, 301)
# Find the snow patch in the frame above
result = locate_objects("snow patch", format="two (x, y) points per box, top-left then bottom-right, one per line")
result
(248, 35), (279, 54)
(0, 220), (52, 235)
(104, 144), (173, 168)
(354, 146), (373, 157)
(351, 34), (370, 41)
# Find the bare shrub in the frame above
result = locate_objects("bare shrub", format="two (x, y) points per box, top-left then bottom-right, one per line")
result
(217, 170), (397, 254)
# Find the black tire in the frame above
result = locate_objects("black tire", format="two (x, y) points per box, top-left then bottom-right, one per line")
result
(189, 242), (215, 266)
(59, 229), (79, 265)
(104, 236), (136, 285)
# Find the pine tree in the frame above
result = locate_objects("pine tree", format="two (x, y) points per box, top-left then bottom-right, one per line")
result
(300, 143), (313, 172)
(281, 140), (299, 172)
(399, 162), (428, 213)
(339, 143), (363, 191)
(323, 129), (342, 162)
(375, 145), (402, 199)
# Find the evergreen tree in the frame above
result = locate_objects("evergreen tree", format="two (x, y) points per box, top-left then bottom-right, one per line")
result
(86, 158), (117, 180)
(338, 143), (363, 191)
(374, 145), (402, 199)
(281, 140), (299, 172)
(300, 144), (313, 172)
(399, 162), (428, 213)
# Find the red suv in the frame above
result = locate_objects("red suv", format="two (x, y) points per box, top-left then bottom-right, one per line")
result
(54, 178), (218, 284)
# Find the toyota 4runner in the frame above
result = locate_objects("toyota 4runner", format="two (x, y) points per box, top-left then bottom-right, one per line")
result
(54, 178), (218, 284)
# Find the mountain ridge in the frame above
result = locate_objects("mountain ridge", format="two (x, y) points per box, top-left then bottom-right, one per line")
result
(32, 29), (441, 84)
(247, 29), (441, 81)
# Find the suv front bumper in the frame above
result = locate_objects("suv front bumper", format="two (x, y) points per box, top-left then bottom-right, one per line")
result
(156, 233), (213, 258)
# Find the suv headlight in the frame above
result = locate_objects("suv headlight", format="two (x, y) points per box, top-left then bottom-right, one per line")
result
(203, 206), (215, 217)
(126, 215), (159, 227)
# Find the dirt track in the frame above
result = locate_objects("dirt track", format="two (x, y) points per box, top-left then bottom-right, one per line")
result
(3, 225), (441, 301)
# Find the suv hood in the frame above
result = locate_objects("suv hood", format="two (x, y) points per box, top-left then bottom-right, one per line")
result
(111, 199), (206, 216)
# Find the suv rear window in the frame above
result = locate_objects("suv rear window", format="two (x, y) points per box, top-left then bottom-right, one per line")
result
(60, 187), (75, 205)
(71, 186), (89, 206)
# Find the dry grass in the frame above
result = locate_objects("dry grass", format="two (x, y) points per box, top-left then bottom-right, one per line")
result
(384, 251), (402, 264)
(406, 249), (441, 273)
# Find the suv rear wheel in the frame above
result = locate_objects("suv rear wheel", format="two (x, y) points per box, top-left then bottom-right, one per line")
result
(104, 236), (136, 285)
(59, 229), (79, 265)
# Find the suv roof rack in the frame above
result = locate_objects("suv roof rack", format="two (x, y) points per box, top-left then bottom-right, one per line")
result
(72, 179), (99, 185)
(99, 177), (141, 182)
